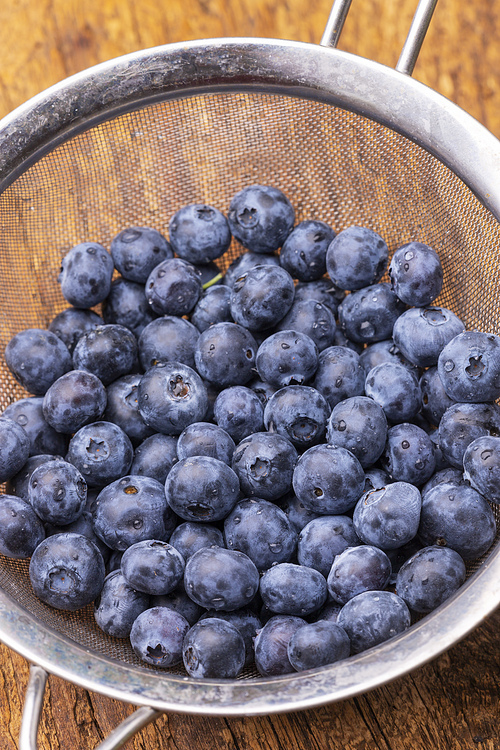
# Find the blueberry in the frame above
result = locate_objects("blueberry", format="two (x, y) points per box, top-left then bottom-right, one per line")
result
(48, 307), (104, 354)
(28, 458), (87, 526)
(104, 374), (155, 445)
(327, 545), (392, 604)
(110, 226), (172, 283)
(230, 264), (295, 331)
(418, 482), (496, 560)
(130, 606), (189, 667)
(337, 282), (406, 345)
(292, 444), (365, 515)
(280, 220), (335, 282)
(274, 299), (337, 352)
(169, 204), (231, 265)
(165, 455), (240, 523)
(294, 277), (346, 317)
(106, 549), (124, 574)
(312, 601), (343, 624)
(129, 433), (178, 484)
(201, 379), (220, 423)
(227, 184), (295, 254)
(275, 491), (320, 534)
(168, 521), (224, 561)
(102, 277), (155, 337)
(438, 401), (500, 469)
(352, 482), (422, 550)
(313, 346), (365, 409)
(184, 546), (259, 611)
(94, 569), (150, 638)
(224, 497), (298, 571)
(213, 386), (265, 443)
(190, 285), (232, 332)
(332, 328), (365, 354)
(0, 494), (45, 558)
(297, 515), (360, 578)
(137, 362), (208, 435)
(194, 322), (258, 388)
(389, 241), (443, 306)
(58, 241), (114, 308)
(264, 385), (330, 450)
(66, 421), (133, 488)
(2, 397), (67, 457)
(326, 395), (388, 468)
(259, 562), (327, 616)
(421, 466), (465, 500)
(29, 532), (105, 611)
(145, 257), (203, 316)
(253, 614), (306, 676)
(199, 607), (262, 667)
(0, 416), (30, 483)
(42, 370), (107, 435)
(392, 306), (465, 367)
(6, 454), (60, 500)
(120, 539), (185, 595)
(429, 427), (452, 472)
(44, 509), (111, 563)
(72, 324), (138, 386)
(385, 537), (424, 585)
(93, 475), (177, 551)
(255, 330), (319, 388)
(363, 467), (392, 492)
(138, 315), (200, 371)
(176, 422), (235, 465)
(437, 330), (500, 403)
(247, 377), (277, 407)
(359, 339), (419, 377)
(419, 366), (457, 427)
(151, 584), (205, 626)
(381, 423), (436, 485)
(364, 362), (422, 423)
(326, 226), (388, 291)
(182, 618), (246, 678)
(5, 328), (72, 396)
(287, 620), (351, 671)
(463, 435), (500, 505)
(223, 250), (280, 289)
(337, 590), (411, 654)
(395, 545), (466, 613)
(231, 432), (298, 501)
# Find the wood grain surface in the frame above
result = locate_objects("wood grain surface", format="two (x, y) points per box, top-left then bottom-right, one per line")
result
(0, 0), (499, 748)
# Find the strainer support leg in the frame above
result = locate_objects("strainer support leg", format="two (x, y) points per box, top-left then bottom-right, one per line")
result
(19, 663), (163, 750)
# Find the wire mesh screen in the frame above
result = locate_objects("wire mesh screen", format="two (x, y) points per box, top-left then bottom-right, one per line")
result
(0, 91), (500, 678)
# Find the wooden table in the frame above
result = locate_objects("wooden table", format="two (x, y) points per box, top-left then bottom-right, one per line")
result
(0, 1), (499, 748)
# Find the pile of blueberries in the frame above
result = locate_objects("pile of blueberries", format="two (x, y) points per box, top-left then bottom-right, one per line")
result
(0, 183), (499, 680)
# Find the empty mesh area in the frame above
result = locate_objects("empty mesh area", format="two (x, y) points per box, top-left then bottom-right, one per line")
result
(0, 91), (499, 678)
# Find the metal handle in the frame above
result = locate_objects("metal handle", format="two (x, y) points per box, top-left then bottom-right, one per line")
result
(321, 0), (438, 76)
(19, 664), (162, 750)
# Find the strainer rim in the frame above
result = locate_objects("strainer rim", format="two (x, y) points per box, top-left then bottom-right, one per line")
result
(0, 38), (499, 218)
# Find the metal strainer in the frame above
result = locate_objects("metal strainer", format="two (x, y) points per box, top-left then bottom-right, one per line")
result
(1, 0), (500, 746)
